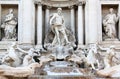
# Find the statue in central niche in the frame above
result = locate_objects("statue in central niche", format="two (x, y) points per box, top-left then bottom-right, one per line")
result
(50, 8), (70, 45)
(44, 8), (76, 60)
(44, 8), (76, 49)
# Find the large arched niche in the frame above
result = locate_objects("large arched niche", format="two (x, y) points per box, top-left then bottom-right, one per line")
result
(34, 0), (86, 46)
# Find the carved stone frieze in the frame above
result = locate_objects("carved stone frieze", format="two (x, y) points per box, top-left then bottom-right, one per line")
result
(34, 0), (85, 7)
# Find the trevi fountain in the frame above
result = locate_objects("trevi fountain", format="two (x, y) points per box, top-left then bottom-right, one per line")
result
(0, 0), (120, 79)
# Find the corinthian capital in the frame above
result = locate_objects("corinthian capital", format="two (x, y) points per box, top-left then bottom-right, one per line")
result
(77, 0), (86, 6)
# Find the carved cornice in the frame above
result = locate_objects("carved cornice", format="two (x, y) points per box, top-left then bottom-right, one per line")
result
(34, 0), (85, 7)
(68, 6), (74, 9)
(77, 0), (86, 6)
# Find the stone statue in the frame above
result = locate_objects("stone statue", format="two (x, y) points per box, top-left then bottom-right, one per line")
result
(1, 8), (17, 40)
(44, 8), (76, 49)
(16, 47), (40, 66)
(22, 48), (38, 66)
(2, 42), (22, 67)
(85, 44), (100, 70)
(2, 42), (41, 67)
(103, 8), (119, 39)
(99, 45), (116, 69)
(50, 8), (70, 45)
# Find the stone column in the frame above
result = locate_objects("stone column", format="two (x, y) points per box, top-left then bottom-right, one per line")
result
(0, 5), (1, 25)
(20, 0), (35, 45)
(97, 1), (102, 43)
(118, 4), (120, 40)
(0, 5), (1, 40)
(85, 0), (98, 44)
(37, 3), (43, 48)
(45, 6), (50, 33)
(18, 0), (22, 43)
(78, 3), (84, 45)
(70, 6), (75, 34)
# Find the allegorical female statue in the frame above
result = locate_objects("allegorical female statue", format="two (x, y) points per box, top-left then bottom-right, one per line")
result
(103, 8), (119, 39)
(1, 8), (17, 40)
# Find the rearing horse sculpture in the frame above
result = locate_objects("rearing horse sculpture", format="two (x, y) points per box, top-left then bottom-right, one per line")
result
(85, 44), (100, 70)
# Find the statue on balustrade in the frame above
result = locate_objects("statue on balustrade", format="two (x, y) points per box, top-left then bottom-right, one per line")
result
(1, 8), (17, 40)
(103, 8), (119, 40)
(44, 8), (76, 49)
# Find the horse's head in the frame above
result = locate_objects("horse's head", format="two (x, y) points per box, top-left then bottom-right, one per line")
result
(28, 48), (41, 57)
(89, 44), (98, 54)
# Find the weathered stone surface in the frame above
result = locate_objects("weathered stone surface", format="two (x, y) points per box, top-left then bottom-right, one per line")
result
(97, 65), (120, 77)
(0, 63), (40, 77)
(1, 0), (120, 78)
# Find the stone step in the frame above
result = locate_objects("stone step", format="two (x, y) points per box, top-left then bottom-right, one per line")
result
(1, 74), (118, 79)
(28, 76), (97, 79)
